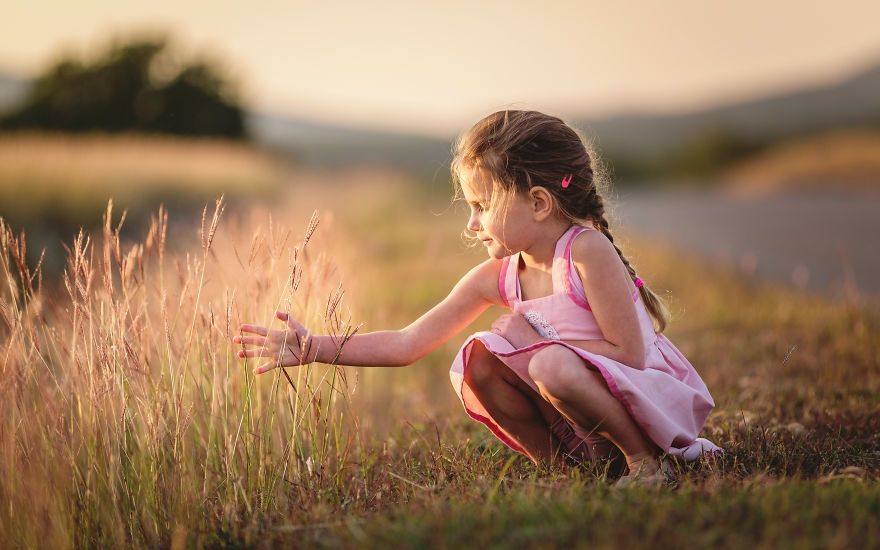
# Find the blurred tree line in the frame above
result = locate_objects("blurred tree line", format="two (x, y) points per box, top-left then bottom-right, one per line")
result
(0, 36), (246, 138)
(611, 128), (767, 184)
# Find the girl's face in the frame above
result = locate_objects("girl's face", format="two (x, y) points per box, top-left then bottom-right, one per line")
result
(460, 167), (535, 259)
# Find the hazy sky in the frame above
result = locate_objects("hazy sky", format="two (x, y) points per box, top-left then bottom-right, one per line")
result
(3, 0), (879, 137)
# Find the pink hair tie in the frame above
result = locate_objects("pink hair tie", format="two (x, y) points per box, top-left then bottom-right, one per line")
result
(561, 174), (572, 188)
(633, 277), (644, 289)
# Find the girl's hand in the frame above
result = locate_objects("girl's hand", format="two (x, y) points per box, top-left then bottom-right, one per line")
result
(490, 312), (544, 349)
(233, 311), (313, 374)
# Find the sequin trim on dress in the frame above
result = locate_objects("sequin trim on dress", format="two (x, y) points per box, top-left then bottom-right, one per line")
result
(523, 309), (560, 340)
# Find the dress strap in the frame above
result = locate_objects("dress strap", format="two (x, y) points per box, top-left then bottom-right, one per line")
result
(553, 225), (592, 310)
(499, 254), (521, 307)
(497, 256), (511, 307)
(550, 225), (578, 292)
(556, 225), (641, 308)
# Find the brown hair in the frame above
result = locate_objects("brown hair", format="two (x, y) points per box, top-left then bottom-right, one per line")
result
(451, 109), (670, 332)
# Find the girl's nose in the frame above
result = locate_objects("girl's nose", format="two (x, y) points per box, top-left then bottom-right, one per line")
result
(467, 214), (481, 232)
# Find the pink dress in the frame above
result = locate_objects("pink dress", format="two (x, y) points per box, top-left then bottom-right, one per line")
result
(449, 224), (721, 462)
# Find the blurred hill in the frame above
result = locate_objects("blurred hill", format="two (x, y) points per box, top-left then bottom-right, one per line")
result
(723, 130), (880, 194)
(579, 59), (880, 160)
(0, 72), (27, 109)
(247, 58), (880, 180)
(0, 70), (451, 175)
(215, 57), (880, 183)
(2, 57), (879, 181)
(249, 112), (452, 174)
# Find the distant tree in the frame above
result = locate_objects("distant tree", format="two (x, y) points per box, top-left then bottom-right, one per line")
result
(0, 35), (246, 138)
(638, 127), (766, 180)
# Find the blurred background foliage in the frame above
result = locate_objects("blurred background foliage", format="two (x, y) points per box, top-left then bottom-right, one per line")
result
(0, 34), (245, 138)
(0, 34), (272, 272)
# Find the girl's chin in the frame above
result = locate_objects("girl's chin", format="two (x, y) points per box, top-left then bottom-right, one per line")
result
(485, 244), (506, 259)
(482, 239), (510, 258)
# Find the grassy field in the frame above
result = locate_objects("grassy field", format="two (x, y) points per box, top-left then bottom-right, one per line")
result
(1, 162), (878, 548)
(0, 132), (285, 273)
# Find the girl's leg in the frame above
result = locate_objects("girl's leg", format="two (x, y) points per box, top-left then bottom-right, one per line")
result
(464, 341), (567, 466)
(527, 346), (662, 473)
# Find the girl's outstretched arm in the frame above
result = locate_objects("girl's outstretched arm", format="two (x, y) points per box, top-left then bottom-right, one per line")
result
(235, 258), (502, 373)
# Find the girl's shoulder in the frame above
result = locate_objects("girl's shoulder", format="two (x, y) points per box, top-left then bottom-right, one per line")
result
(463, 257), (508, 308)
(570, 226), (617, 263)
(569, 226), (626, 281)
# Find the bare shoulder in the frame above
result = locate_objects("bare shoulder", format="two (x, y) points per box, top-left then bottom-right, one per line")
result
(462, 257), (507, 307)
(571, 230), (626, 286)
(570, 227), (620, 271)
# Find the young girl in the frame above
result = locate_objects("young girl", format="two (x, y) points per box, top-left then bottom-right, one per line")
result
(234, 110), (721, 487)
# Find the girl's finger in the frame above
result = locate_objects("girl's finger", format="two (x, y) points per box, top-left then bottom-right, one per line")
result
(233, 335), (266, 346)
(239, 324), (269, 336)
(253, 361), (277, 375)
(277, 311), (306, 331)
(287, 316), (306, 332)
(238, 347), (276, 358)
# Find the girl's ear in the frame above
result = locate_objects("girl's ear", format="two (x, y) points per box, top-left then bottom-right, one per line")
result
(528, 186), (555, 221)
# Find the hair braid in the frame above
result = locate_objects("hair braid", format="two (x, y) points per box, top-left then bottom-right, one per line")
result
(584, 190), (669, 332)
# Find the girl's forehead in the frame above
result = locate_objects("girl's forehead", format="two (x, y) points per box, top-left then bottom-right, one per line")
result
(461, 167), (493, 200)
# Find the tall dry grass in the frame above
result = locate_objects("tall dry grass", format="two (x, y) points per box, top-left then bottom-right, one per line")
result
(0, 193), (366, 547)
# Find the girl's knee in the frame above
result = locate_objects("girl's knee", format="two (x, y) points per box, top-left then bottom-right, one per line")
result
(463, 341), (503, 389)
(528, 346), (590, 398)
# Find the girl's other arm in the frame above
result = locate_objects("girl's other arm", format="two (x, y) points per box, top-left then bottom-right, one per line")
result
(559, 338), (644, 370)
(567, 231), (646, 370)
